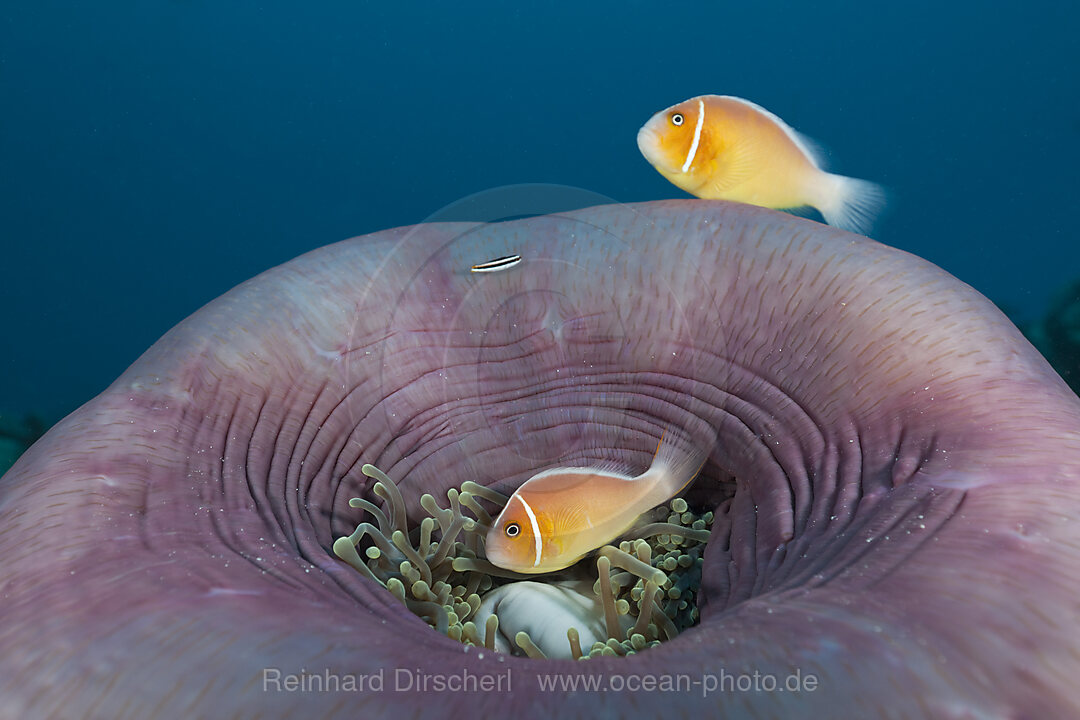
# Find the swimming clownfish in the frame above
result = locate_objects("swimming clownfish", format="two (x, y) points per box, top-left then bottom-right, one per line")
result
(637, 95), (885, 235)
(484, 431), (709, 574)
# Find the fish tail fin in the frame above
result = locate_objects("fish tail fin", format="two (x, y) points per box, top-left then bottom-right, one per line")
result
(647, 425), (715, 501)
(816, 173), (886, 236)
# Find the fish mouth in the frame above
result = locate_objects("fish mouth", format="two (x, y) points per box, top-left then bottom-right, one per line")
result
(479, 537), (517, 572)
(635, 121), (664, 166)
(3, 198), (1080, 717)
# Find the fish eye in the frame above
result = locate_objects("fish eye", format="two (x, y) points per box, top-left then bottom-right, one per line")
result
(671, 113), (684, 126)
(504, 522), (520, 538)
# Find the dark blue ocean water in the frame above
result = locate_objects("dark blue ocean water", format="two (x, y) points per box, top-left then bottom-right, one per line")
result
(0, 1), (1076, 432)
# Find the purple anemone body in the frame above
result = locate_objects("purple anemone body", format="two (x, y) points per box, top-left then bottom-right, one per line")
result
(3, 200), (1079, 718)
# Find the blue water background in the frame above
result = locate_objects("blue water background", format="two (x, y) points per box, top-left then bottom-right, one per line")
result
(1, 1), (1076, 424)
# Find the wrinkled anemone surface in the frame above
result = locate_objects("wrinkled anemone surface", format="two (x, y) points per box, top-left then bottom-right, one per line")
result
(332, 463), (714, 659)
(3, 200), (1080, 718)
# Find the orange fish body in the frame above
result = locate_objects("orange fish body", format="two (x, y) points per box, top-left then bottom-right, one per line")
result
(485, 432), (708, 574)
(637, 95), (884, 234)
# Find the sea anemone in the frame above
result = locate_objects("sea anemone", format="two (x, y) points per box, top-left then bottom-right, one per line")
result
(3, 200), (1080, 717)
(332, 463), (714, 659)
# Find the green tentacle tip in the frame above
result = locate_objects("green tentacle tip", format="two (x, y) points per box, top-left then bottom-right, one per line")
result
(385, 577), (407, 603)
(515, 631), (547, 659)
(331, 536), (357, 560)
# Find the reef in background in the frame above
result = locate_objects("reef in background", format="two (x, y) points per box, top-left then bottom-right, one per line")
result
(0, 413), (47, 477)
(1010, 280), (1080, 395)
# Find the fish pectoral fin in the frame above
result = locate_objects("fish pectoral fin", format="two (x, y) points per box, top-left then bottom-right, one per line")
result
(704, 135), (761, 193)
(551, 503), (592, 534)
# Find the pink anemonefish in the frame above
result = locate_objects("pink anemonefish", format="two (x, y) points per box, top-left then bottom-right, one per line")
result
(485, 431), (709, 574)
(637, 94), (885, 235)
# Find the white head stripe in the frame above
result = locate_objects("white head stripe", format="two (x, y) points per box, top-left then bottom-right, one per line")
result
(681, 99), (706, 173)
(515, 495), (544, 567)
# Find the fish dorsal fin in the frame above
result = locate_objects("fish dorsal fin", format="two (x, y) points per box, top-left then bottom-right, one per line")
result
(587, 459), (638, 478)
(523, 467), (624, 497)
(716, 95), (826, 169)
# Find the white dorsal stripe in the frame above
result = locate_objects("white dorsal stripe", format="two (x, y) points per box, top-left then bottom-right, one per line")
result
(681, 98), (706, 173)
(516, 495), (544, 567)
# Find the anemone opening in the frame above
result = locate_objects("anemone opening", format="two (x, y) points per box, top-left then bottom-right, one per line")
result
(333, 463), (716, 659)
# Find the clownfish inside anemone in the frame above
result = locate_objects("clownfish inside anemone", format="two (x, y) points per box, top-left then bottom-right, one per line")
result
(485, 429), (711, 574)
(637, 94), (885, 235)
